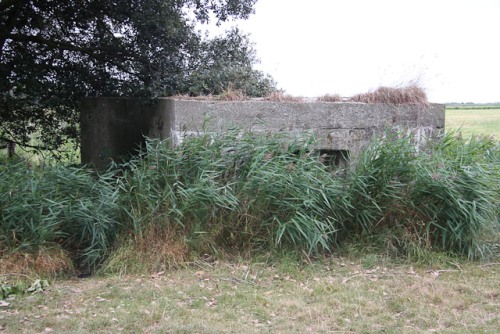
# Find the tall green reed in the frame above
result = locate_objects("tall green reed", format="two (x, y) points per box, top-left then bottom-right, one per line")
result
(408, 133), (499, 258)
(115, 129), (499, 261)
(3, 128), (497, 275)
(0, 161), (120, 270)
(117, 131), (348, 255)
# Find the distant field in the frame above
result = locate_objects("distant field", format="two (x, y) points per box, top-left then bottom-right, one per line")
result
(446, 107), (500, 139)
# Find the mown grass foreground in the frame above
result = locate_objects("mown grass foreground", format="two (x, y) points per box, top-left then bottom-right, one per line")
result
(1, 259), (499, 333)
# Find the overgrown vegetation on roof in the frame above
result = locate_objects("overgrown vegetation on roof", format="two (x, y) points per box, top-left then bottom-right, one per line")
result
(350, 84), (429, 105)
(317, 94), (343, 102)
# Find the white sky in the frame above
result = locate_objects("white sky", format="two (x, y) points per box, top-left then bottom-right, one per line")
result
(207, 0), (500, 103)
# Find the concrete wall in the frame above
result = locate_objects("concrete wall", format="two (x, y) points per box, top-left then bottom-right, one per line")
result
(80, 97), (445, 168)
(171, 100), (445, 157)
(80, 97), (173, 169)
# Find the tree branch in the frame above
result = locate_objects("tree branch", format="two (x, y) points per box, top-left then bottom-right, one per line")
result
(4, 33), (157, 78)
(0, 0), (29, 60)
(0, 0), (25, 12)
(0, 135), (52, 151)
(4, 33), (133, 59)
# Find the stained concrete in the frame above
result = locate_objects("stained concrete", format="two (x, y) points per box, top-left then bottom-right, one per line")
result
(80, 97), (173, 169)
(80, 97), (445, 168)
(171, 100), (445, 157)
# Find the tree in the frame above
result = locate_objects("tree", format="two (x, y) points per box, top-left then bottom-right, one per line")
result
(0, 0), (273, 151)
(185, 27), (276, 97)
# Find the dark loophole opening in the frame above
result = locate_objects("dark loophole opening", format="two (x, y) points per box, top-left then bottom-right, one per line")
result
(317, 149), (350, 169)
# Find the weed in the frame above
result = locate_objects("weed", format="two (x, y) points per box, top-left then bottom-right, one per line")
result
(2, 127), (498, 275)
(350, 83), (429, 106)
(216, 85), (247, 101)
(106, 129), (499, 274)
(264, 92), (304, 102)
(317, 94), (342, 102)
(0, 161), (121, 272)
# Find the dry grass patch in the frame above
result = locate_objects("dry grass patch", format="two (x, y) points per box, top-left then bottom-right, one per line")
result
(216, 86), (247, 101)
(101, 226), (189, 275)
(170, 94), (215, 101)
(0, 247), (74, 279)
(171, 86), (248, 102)
(350, 84), (429, 106)
(2, 259), (499, 333)
(317, 94), (342, 102)
(264, 92), (304, 102)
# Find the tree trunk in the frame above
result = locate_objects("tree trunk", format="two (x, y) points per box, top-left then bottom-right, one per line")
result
(7, 140), (15, 158)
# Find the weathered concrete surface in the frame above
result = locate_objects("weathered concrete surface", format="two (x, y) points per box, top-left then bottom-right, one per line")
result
(80, 98), (444, 168)
(80, 97), (173, 169)
(171, 100), (445, 156)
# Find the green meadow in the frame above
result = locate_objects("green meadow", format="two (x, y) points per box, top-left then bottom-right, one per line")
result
(446, 106), (500, 139)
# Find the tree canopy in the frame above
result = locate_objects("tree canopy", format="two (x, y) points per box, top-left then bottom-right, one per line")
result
(1, 0), (275, 150)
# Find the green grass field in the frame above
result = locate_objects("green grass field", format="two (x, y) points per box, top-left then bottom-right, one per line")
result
(446, 107), (500, 139)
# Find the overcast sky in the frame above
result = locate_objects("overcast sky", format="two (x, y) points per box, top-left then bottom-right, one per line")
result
(208, 0), (500, 103)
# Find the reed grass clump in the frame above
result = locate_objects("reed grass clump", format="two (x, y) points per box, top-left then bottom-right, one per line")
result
(2, 129), (498, 276)
(343, 132), (499, 260)
(107, 131), (348, 274)
(407, 134), (499, 258)
(0, 162), (121, 272)
(107, 129), (498, 273)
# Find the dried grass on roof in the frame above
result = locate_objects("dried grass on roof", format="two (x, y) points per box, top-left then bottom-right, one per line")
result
(264, 91), (304, 102)
(350, 84), (429, 106)
(317, 94), (343, 102)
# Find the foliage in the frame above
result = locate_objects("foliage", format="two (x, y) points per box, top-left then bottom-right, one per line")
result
(1, 280), (26, 300)
(0, 0), (275, 151)
(108, 130), (499, 273)
(115, 131), (345, 260)
(184, 28), (277, 97)
(343, 133), (417, 236)
(1, 278), (49, 300)
(0, 161), (121, 270)
(345, 132), (499, 260)
(1, 130), (498, 274)
(408, 134), (499, 258)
